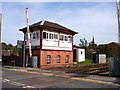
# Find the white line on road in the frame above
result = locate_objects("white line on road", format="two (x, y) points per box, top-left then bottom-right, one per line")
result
(2, 78), (35, 88)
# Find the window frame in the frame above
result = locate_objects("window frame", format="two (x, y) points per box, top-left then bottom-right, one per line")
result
(57, 55), (60, 63)
(68, 36), (72, 43)
(65, 55), (69, 63)
(33, 32), (36, 39)
(60, 35), (64, 41)
(47, 55), (51, 64)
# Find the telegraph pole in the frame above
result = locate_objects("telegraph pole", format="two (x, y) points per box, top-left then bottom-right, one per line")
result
(116, 0), (120, 43)
(26, 8), (32, 67)
(0, 14), (2, 62)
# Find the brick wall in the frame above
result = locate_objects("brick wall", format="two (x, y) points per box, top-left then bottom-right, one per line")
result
(40, 50), (73, 68)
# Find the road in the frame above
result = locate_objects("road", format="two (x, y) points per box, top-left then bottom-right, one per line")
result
(1, 67), (120, 89)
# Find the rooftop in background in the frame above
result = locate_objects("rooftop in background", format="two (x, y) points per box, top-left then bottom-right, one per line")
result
(19, 20), (78, 35)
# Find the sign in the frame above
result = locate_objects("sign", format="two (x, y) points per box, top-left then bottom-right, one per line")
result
(17, 40), (24, 45)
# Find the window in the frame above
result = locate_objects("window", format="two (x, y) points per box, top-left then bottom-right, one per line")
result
(57, 55), (60, 63)
(54, 34), (58, 40)
(49, 33), (51, 39)
(36, 32), (39, 39)
(46, 33), (48, 39)
(68, 36), (72, 43)
(65, 55), (69, 63)
(25, 33), (31, 40)
(65, 36), (68, 41)
(33, 32), (39, 39)
(43, 32), (46, 39)
(60, 35), (64, 41)
(51, 34), (53, 39)
(47, 55), (51, 64)
(33, 33), (36, 39)
(81, 51), (83, 55)
(49, 33), (53, 39)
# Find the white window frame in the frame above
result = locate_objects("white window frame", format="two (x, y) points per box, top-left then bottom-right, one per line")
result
(47, 55), (51, 64)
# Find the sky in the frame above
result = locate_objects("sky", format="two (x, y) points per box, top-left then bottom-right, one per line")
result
(1, 1), (119, 46)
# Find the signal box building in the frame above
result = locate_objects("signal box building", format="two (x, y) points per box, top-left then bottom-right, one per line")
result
(19, 20), (78, 68)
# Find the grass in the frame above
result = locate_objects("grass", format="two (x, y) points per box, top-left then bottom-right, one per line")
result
(77, 59), (93, 65)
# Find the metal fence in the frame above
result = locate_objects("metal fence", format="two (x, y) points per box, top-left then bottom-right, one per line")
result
(109, 57), (120, 77)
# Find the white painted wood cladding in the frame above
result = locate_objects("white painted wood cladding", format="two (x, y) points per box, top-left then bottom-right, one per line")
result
(42, 30), (72, 51)
(25, 30), (73, 51)
(25, 31), (40, 46)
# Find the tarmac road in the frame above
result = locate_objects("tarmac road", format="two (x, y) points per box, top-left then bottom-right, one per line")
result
(1, 66), (120, 89)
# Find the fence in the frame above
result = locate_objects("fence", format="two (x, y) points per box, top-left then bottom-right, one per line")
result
(2, 56), (23, 66)
(109, 57), (120, 77)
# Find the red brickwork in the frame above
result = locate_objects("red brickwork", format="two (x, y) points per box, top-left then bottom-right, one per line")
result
(25, 49), (73, 68)
(40, 50), (73, 68)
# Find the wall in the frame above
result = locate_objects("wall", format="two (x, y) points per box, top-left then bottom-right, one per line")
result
(76, 48), (85, 62)
(96, 54), (106, 64)
(42, 30), (72, 51)
(25, 49), (40, 67)
(25, 31), (40, 46)
(2, 56), (23, 66)
(40, 50), (73, 68)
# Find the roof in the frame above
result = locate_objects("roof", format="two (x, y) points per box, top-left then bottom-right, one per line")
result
(19, 20), (78, 35)
(109, 42), (120, 46)
(73, 45), (85, 49)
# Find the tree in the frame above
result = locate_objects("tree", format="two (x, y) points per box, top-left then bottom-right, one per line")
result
(88, 36), (97, 49)
(2, 42), (18, 56)
(79, 38), (88, 48)
(99, 45), (112, 58)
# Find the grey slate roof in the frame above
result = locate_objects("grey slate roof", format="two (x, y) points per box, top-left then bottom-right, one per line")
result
(19, 20), (78, 35)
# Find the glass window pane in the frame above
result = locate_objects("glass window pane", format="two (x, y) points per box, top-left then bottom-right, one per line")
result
(60, 35), (64, 41)
(65, 36), (68, 41)
(65, 55), (69, 63)
(54, 34), (58, 39)
(33, 33), (36, 39)
(49, 33), (51, 39)
(47, 55), (51, 63)
(43, 32), (46, 39)
(57, 55), (60, 63)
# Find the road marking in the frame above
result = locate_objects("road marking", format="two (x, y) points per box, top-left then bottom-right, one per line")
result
(2, 78), (35, 88)
(2, 67), (120, 87)
(23, 85), (35, 88)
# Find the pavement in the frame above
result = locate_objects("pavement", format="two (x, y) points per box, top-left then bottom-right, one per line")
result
(2, 65), (120, 87)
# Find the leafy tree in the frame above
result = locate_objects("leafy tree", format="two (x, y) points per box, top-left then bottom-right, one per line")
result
(86, 48), (92, 59)
(79, 37), (97, 60)
(79, 38), (88, 48)
(2, 42), (18, 56)
(99, 45), (112, 58)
